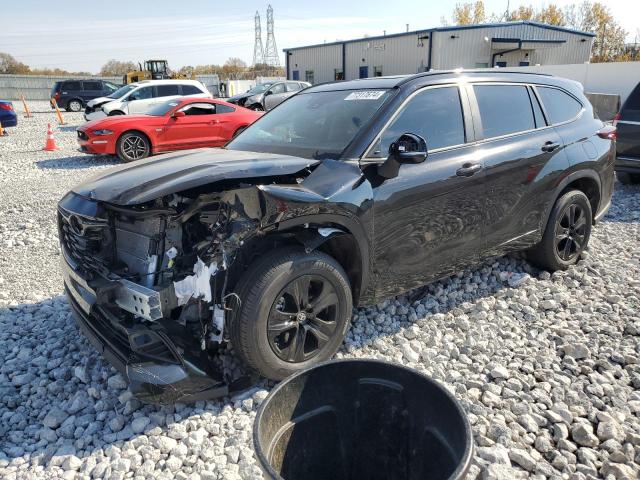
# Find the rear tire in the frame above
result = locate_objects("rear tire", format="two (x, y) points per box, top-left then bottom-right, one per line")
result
(116, 132), (150, 162)
(617, 172), (640, 185)
(527, 190), (592, 272)
(67, 99), (83, 112)
(230, 247), (352, 381)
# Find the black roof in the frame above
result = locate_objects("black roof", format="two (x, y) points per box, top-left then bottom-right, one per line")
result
(305, 70), (578, 94)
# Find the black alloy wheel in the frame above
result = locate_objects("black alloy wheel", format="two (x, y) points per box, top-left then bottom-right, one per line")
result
(267, 274), (339, 363)
(230, 247), (352, 380)
(527, 189), (592, 272)
(554, 203), (587, 262)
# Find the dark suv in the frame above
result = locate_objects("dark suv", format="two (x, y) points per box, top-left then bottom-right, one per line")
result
(50, 79), (120, 112)
(615, 81), (640, 184)
(58, 71), (615, 403)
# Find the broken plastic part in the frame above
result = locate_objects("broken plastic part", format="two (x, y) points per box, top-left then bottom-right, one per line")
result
(173, 258), (218, 306)
(318, 227), (344, 237)
(210, 306), (225, 343)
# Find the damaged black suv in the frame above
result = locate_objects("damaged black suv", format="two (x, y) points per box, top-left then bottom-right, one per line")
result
(59, 71), (615, 403)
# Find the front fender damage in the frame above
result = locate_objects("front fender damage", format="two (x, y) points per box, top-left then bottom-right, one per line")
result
(99, 162), (369, 403)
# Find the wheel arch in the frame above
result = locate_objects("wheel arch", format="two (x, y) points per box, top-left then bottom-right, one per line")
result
(241, 214), (370, 306)
(544, 170), (601, 228)
(66, 97), (84, 110)
(116, 129), (154, 155)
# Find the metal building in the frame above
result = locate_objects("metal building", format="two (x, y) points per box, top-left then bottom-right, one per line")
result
(283, 21), (595, 84)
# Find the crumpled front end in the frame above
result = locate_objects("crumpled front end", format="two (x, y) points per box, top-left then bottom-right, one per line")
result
(58, 187), (264, 403)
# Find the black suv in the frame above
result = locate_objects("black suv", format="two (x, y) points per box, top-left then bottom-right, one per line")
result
(58, 71), (615, 403)
(615, 81), (640, 184)
(50, 79), (120, 112)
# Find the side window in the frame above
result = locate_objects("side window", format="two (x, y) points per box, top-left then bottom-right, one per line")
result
(216, 104), (235, 114)
(63, 81), (81, 91)
(130, 86), (153, 101)
(285, 82), (301, 92)
(156, 84), (180, 97)
(474, 84), (535, 138)
(82, 81), (101, 90)
(269, 83), (286, 95)
(371, 86), (466, 157)
(181, 84), (203, 95)
(180, 103), (216, 115)
(536, 86), (583, 125)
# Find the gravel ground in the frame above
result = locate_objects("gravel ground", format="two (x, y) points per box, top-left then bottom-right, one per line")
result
(1, 101), (640, 480)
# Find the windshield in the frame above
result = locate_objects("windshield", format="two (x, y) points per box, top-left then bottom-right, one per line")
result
(227, 89), (392, 159)
(146, 99), (181, 116)
(248, 83), (272, 94)
(107, 84), (136, 99)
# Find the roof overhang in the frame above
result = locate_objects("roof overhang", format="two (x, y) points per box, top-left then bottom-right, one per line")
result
(491, 37), (567, 51)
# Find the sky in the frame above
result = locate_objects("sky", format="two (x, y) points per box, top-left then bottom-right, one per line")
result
(2, 0), (639, 73)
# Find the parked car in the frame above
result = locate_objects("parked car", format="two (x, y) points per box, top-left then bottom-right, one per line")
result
(58, 70), (615, 403)
(0, 101), (17, 128)
(50, 79), (120, 112)
(77, 97), (261, 162)
(84, 80), (211, 121)
(226, 80), (310, 111)
(614, 81), (640, 184)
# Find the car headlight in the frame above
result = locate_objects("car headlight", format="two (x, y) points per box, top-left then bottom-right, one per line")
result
(92, 129), (113, 136)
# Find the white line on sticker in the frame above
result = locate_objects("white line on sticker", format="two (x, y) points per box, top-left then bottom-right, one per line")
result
(344, 90), (386, 101)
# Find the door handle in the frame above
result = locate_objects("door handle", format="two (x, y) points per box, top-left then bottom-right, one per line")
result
(541, 141), (560, 152)
(456, 162), (482, 177)
(210, 119), (220, 124)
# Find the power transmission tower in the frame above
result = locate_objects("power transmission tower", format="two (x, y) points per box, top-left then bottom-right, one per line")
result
(253, 11), (265, 66)
(264, 5), (280, 67)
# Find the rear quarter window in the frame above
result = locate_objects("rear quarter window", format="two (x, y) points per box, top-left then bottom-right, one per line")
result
(181, 85), (203, 95)
(62, 81), (81, 91)
(536, 86), (583, 125)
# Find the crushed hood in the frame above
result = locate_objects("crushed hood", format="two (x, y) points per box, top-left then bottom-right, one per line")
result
(72, 148), (319, 206)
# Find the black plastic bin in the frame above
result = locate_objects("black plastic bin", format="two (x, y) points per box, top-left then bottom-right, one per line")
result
(254, 359), (473, 480)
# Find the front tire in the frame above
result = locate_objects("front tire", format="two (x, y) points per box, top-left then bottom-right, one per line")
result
(617, 172), (640, 185)
(116, 132), (150, 162)
(230, 247), (352, 381)
(67, 99), (83, 112)
(527, 190), (592, 271)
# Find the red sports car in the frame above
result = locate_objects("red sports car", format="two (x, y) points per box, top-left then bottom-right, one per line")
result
(77, 97), (262, 162)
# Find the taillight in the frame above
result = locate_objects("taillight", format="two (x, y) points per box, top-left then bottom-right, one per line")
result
(0, 103), (13, 111)
(597, 125), (617, 140)
(612, 112), (621, 127)
(54, 92), (61, 100)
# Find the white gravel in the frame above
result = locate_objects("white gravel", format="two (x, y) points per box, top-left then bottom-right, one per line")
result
(1, 101), (640, 480)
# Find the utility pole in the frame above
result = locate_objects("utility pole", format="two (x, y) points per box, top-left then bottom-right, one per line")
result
(264, 5), (280, 67)
(253, 11), (265, 67)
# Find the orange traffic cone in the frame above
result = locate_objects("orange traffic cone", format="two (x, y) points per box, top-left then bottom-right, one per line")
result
(43, 123), (57, 151)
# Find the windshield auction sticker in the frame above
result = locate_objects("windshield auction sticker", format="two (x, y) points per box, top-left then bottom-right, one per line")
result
(344, 90), (387, 100)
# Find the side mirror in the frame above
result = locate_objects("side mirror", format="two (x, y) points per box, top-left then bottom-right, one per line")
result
(377, 133), (428, 179)
(172, 111), (186, 118)
(264, 90), (272, 96)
